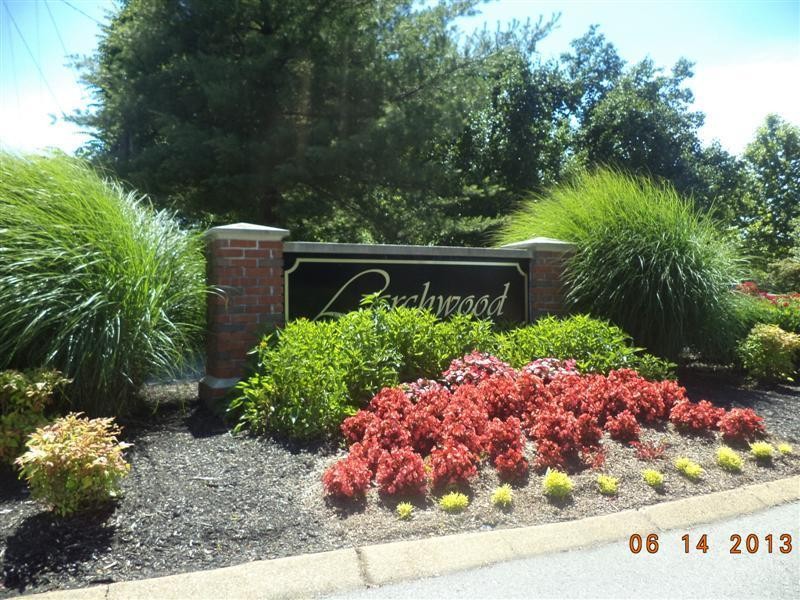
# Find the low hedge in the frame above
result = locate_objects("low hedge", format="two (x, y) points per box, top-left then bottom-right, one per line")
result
(229, 305), (673, 440)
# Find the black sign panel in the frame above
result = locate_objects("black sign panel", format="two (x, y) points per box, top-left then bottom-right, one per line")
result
(284, 253), (529, 323)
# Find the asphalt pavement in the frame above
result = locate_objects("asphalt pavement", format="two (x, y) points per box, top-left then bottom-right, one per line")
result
(330, 501), (800, 600)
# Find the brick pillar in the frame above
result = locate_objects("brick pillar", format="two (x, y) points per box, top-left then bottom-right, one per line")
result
(503, 237), (575, 321)
(199, 223), (289, 404)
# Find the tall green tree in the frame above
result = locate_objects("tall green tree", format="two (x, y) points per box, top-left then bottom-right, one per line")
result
(72, 0), (553, 243)
(742, 114), (800, 260)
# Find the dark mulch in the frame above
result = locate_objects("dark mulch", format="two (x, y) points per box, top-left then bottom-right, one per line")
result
(1, 373), (799, 598)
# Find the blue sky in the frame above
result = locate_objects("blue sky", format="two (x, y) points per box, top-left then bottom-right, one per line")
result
(1, 0), (798, 156)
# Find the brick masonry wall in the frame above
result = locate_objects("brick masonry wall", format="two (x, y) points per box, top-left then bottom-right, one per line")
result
(530, 249), (573, 318)
(199, 224), (289, 403)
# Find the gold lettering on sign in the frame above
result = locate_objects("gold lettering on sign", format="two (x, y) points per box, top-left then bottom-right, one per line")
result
(315, 271), (510, 320)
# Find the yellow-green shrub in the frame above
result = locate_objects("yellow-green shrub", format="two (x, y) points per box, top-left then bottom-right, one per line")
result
(596, 474), (619, 495)
(749, 441), (774, 461)
(674, 457), (704, 481)
(642, 469), (664, 489)
(543, 469), (573, 499)
(396, 501), (413, 520)
(439, 491), (469, 513)
(15, 413), (131, 516)
(778, 443), (793, 456)
(0, 369), (70, 465)
(491, 484), (514, 507)
(716, 446), (743, 472)
(737, 324), (800, 382)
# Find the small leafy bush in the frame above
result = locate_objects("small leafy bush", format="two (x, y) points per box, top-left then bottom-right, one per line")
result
(642, 469), (664, 489)
(631, 440), (668, 461)
(778, 443), (793, 456)
(231, 305), (494, 440)
(396, 501), (413, 520)
(716, 446), (743, 472)
(375, 448), (426, 496)
(543, 468), (573, 499)
(322, 455), (372, 499)
(717, 408), (765, 442)
(495, 315), (673, 377)
(1, 369), (70, 465)
(439, 491), (469, 513)
(491, 484), (514, 507)
(604, 410), (641, 442)
(15, 413), (131, 516)
(737, 324), (800, 382)
(674, 457), (704, 481)
(669, 400), (724, 434)
(749, 441), (774, 461)
(596, 474), (619, 495)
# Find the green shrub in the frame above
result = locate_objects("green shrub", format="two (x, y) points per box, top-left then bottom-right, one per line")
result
(396, 501), (414, 520)
(778, 443), (793, 456)
(439, 491), (469, 513)
(494, 315), (674, 378)
(642, 469), (664, 489)
(230, 304), (493, 440)
(737, 324), (800, 382)
(498, 169), (742, 359)
(716, 446), (743, 472)
(0, 369), (70, 466)
(491, 484), (514, 507)
(543, 468), (573, 499)
(15, 413), (131, 516)
(596, 474), (619, 495)
(674, 457), (704, 481)
(0, 153), (206, 415)
(749, 441), (774, 461)
(765, 257), (800, 293)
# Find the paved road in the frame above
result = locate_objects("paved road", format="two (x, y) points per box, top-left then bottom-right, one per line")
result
(330, 502), (800, 600)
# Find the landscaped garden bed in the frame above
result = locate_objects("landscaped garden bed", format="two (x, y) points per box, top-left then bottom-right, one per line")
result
(1, 370), (798, 599)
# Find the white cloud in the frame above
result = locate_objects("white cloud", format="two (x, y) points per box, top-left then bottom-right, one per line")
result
(692, 56), (800, 155)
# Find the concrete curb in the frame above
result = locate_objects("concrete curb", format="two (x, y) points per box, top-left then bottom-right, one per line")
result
(28, 475), (800, 599)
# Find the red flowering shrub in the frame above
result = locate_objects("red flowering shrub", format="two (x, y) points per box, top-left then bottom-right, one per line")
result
(341, 410), (377, 445)
(630, 440), (668, 460)
(478, 375), (525, 420)
(669, 400), (725, 433)
(521, 358), (578, 383)
(442, 352), (515, 389)
(323, 455), (372, 498)
(363, 417), (412, 452)
(717, 408), (765, 442)
(369, 387), (413, 419)
(428, 442), (478, 487)
(604, 409), (641, 442)
(325, 353), (768, 501)
(375, 448), (427, 495)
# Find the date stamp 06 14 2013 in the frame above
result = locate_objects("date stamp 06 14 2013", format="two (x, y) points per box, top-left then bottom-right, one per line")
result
(628, 533), (794, 555)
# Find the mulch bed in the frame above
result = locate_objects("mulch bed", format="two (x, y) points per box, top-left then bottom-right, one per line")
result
(1, 372), (799, 598)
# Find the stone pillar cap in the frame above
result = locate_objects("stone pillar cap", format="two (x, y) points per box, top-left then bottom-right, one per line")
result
(501, 236), (575, 252)
(206, 222), (290, 241)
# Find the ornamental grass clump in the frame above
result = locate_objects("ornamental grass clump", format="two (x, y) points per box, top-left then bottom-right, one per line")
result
(674, 457), (704, 481)
(716, 446), (743, 473)
(543, 469), (573, 499)
(497, 169), (741, 359)
(0, 152), (206, 415)
(596, 474), (619, 496)
(642, 469), (665, 489)
(15, 413), (131, 516)
(439, 491), (469, 513)
(491, 484), (514, 508)
(749, 441), (774, 461)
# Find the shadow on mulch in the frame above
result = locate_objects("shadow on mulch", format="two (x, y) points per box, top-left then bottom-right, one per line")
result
(0, 469), (25, 503)
(2, 507), (115, 593)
